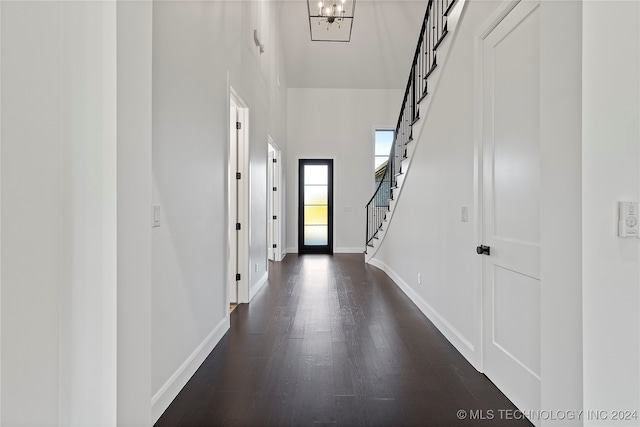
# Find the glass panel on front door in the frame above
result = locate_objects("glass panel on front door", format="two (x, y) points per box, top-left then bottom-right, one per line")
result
(299, 160), (333, 254)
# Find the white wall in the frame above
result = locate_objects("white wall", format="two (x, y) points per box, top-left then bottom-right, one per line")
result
(582, 2), (640, 424)
(0, 3), (3, 421)
(539, 1), (583, 424)
(286, 88), (401, 253)
(151, 1), (287, 421)
(0, 2), (151, 426)
(57, 2), (118, 424)
(116, 1), (153, 425)
(0, 1), (153, 425)
(1, 3), (63, 423)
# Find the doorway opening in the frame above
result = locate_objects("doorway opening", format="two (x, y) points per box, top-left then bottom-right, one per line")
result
(267, 138), (282, 262)
(229, 88), (250, 311)
(298, 159), (333, 254)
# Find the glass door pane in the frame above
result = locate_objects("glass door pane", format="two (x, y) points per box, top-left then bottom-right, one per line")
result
(303, 164), (328, 246)
(299, 160), (333, 254)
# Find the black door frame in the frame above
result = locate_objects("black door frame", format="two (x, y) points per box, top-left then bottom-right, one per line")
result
(298, 159), (333, 254)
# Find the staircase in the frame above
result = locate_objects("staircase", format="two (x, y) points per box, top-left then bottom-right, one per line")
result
(365, 0), (464, 261)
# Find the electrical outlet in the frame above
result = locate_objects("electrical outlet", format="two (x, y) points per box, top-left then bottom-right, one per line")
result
(254, 263), (259, 272)
(417, 273), (422, 284)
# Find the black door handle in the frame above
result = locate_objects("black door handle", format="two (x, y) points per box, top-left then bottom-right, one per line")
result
(476, 245), (490, 256)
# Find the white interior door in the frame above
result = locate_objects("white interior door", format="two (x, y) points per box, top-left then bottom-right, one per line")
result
(481, 1), (541, 422)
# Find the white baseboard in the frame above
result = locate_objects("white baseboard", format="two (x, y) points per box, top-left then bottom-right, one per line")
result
(368, 257), (478, 368)
(250, 272), (269, 301)
(151, 316), (230, 423)
(334, 247), (365, 254)
(286, 247), (297, 254)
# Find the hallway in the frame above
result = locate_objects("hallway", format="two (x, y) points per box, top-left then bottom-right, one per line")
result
(155, 254), (531, 426)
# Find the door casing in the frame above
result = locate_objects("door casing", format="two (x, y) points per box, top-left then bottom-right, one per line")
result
(267, 137), (282, 262)
(228, 86), (250, 305)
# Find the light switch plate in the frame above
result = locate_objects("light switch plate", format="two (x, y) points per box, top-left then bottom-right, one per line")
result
(461, 207), (469, 223)
(618, 201), (639, 237)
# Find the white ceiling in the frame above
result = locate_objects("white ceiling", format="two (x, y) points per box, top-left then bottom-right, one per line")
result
(278, 0), (427, 89)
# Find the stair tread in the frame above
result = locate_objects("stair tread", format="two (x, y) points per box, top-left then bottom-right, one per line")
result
(424, 60), (437, 80)
(434, 29), (448, 50)
(417, 90), (429, 104)
(444, 0), (457, 16)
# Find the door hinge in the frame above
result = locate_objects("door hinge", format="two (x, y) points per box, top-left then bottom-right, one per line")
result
(236, 273), (241, 281)
(236, 122), (242, 130)
(236, 172), (241, 179)
(272, 158), (278, 163)
(236, 223), (241, 230)
(273, 187), (277, 191)
(272, 244), (277, 248)
(273, 215), (277, 220)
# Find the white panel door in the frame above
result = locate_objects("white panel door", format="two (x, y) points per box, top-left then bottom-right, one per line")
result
(481, 1), (541, 422)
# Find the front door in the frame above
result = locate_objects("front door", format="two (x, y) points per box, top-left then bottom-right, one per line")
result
(480, 1), (541, 422)
(298, 159), (333, 254)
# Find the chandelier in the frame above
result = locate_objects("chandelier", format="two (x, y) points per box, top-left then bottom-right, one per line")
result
(307, 0), (356, 42)
(317, 0), (346, 29)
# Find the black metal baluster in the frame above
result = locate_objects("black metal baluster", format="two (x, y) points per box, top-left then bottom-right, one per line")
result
(428, 4), (433, 77)
(420, 36), (425, 98)
(431, 3), (436, 66)
(438, 0), (442, 44)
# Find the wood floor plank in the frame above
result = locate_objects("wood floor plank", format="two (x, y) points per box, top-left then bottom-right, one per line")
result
(154, 254), (531, 426)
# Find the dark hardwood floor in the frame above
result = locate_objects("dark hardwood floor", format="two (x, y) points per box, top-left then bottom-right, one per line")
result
(155, 254), (532, 427)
